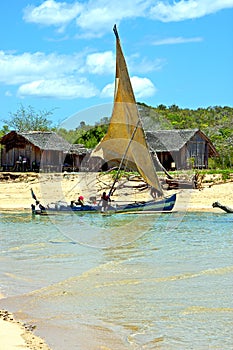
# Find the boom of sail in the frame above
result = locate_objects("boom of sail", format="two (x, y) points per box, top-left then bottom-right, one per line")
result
(91, 25), (163, 195)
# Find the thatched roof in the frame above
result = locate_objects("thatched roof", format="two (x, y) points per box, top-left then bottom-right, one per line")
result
(20, 131), (71, 151)
(146, 129), (218, 155)
(0, 131), (90, 155)
(145, 129), (198, 152)
(0, 131), (71, 151)
(69, 144), (91, 156)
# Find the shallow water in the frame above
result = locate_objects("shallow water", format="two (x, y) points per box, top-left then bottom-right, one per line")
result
(0, 211), (232, 349)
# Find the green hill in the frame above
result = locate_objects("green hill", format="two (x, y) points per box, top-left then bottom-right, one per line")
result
(74, 103), (233, 168)
(138, 103), (233, 168)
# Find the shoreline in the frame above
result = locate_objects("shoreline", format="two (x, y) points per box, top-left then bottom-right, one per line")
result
(0, 205), (227, 213)
(0, 172), (232, 213)
(0, 308), (51, 350)
(0, 291), (51, 350)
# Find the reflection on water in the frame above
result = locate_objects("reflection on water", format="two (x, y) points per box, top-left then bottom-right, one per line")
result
(48, 211), (177, 249)
(0, 212), (233, 349)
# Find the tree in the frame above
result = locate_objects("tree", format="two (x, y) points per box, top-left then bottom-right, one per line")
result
(2, 104), (53, 132)
(95, 117), (110, 126)
(169, 104), (179, 112)
(79, 121), (86, 128)
(75, 124), (108, 148)
(157, 104), (167, 110)
(0, 125), (10, 138)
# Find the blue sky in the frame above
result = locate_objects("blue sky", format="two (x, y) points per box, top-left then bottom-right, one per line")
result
(1, 0), (233, 129)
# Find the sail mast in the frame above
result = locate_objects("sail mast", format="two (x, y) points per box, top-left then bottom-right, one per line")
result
(108, 25), (142, 196)
(113, 24), (119, 39)
(108, 25), (141, 196)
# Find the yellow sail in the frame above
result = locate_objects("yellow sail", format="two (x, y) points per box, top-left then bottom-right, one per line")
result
(92, 25), (163, 193)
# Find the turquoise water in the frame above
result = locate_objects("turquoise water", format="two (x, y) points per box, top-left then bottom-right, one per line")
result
(0, 211), (232, 349)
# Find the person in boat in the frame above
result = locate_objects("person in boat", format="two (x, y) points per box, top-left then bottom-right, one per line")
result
(150, 187), (163, 199)
(100, 192), (110, 212)
(71, 195), (84, 207)
(77, 195), (84, 206)
(34, 200), (46, 212)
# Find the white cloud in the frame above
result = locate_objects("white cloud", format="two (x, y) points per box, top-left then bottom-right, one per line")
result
(1, 48), (157, 100)
(22, 0), (233, 35)
(101, 76), (156, 99)
(75, 0), (149, 37)
(23, 0), (148, 36)
(153, 36), (203, 45)
(131, 76), (157, 98)
(85, 51), (115, 74)
(85, 51), (163, 77)
(149, 0), (233, 22)
(129, 55), (166, 74)
(0, 50), (104, 99)
(23, 0), (148, 37)
(101, 82), (114, 98)
(0, 51), (82, 85)
(18, 78), (98, 99)
(23, 0), (83, 29)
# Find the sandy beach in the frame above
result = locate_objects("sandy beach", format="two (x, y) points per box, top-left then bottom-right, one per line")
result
(0, 309), (52, 350)
(0, 171), (232, 349)
(0, 171), (232, 212)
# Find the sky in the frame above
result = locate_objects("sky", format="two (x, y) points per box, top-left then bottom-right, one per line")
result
(0, 0), (233, 129)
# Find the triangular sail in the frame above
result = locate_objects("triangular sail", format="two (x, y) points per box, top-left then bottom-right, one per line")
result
(91, 25), (163, 194)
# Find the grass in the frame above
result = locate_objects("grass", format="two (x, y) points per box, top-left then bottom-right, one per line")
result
(197, 168), (233, 181)
(101, 168), (233, 183)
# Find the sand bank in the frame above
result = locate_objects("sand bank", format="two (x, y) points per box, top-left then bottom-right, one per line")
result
(0, 172), (233, 212)
(0, 172), (232, 213)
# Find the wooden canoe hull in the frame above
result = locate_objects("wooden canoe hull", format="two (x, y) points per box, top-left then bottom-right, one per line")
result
(32, 193), (176, 215)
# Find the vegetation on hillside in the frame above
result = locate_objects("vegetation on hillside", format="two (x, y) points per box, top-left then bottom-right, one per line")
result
(138, 103), (233, 168)
(73, 124), (108, 148)
(73, 103), (233, 168)
(57, 118), (109, 146)
(57, 121), (93, 144)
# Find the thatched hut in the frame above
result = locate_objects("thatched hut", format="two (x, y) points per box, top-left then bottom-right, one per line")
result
(146, 129), (219, 170)
(0, 131), (87, 172)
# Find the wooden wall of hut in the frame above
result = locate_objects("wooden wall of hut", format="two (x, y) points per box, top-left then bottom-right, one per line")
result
(39, 150), (65, 172)
(1, 143), (41, 171)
